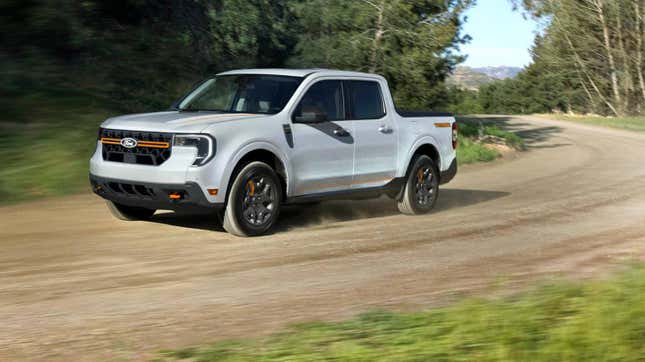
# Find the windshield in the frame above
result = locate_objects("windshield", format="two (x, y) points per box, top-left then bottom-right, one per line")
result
(178, 75), (303, 114)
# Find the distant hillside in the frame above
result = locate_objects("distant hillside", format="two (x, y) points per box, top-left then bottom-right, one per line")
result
(448, 67), (497, 90)
(472, 66), (522, 80)
(448, 66), (522, 90)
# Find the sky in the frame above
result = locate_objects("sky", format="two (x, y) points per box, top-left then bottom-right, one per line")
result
(459, 0), (541, 68)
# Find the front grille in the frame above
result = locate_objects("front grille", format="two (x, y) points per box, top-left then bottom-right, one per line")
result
(100, 129), (173, 166)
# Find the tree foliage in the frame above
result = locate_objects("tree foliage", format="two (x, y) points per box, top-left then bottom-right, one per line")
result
(0, 0), (473, 113)
(288, 0), (472, 109)
(483, 0), (645, 116)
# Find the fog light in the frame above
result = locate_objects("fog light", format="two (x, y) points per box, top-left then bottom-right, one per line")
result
(169, 192), (183, 200)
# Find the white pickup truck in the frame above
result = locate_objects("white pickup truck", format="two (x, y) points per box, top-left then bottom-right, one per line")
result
(90, 69), (458, 236)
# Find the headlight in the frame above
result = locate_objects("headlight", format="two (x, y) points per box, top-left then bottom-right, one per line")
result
(173, 134), (215, 166)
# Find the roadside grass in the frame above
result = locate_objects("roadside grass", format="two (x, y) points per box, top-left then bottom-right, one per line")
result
(456, 116), (524, 165)
(161, 265), (645, 361)
(0, 89), (117, 204)
(536, 114), (645, 133)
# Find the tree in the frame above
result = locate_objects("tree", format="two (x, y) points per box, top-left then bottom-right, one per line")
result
(2, 0), (475, 113)
(512, 0), (645, 116)
(287, 0), (473, 110)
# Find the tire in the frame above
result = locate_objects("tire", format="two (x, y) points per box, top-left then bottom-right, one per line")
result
(106, 200), (156, 221)
(397, 155), (439, 215)
(222, 161), (282, 237)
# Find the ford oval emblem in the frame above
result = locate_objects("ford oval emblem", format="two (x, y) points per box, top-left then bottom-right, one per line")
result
(120, 137), (138, 149)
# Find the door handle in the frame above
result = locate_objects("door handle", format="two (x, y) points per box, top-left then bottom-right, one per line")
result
(378, 125), (393, 134)
(333, 127), (350, 137)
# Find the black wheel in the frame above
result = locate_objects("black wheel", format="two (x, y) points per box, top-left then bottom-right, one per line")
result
(106, 200), (156, 221)
(222, 161), (282, 236)
(397, 155), (439, 215)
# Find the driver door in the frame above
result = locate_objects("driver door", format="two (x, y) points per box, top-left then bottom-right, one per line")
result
(289, 80), (355, 195)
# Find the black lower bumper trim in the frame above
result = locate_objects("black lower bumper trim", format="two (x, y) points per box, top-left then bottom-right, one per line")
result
(440, 158), (457, 185)
(89, 174), (222, 211)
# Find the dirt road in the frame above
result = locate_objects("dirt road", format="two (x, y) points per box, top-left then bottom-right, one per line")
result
(2, 116), (645, 361)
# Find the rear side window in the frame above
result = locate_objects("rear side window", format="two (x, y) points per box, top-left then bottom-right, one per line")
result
(346, 80), (385, 120)
(294, 80), (344, 121)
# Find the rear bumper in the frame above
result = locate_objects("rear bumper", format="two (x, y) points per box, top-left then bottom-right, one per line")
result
(90, 174), (222, 211)
(440, 158), (457, 185)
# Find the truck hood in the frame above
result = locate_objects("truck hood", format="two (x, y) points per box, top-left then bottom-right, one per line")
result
(101, 111), (269, 133)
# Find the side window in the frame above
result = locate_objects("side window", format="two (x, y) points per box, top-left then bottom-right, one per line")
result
(347, 80), (385, 120)
(293, 80), (344, 121)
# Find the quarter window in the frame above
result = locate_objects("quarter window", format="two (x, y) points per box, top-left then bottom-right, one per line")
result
(347, 80), (385, 120)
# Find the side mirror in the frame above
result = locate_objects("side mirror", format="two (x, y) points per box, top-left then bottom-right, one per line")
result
(294, 111), (328, 123)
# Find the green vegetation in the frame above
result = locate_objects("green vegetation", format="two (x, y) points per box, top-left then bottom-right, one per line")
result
(0, 90), (116, 203)
(162, 265), (645, 361)
(287, 0), (472, 110)
(1, 0), (473, 113)
(456, 137), (499, 164)
(456, 117), (524, 165)
(538, 115), (645, 133)
(455, 0), (645, 117)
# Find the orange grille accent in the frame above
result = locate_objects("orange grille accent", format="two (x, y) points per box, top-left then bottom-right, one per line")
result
(100, 137), (121, 145)
(100, 137), (170, 149)
(136, 141), (170, 149)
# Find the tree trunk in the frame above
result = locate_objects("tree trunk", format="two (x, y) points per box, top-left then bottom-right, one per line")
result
(578, 70), (597, 111)
(550, 0), (619, 116)
(635, 0), (645, 103)
(368, 0), (385, 74)
(615, 2), (634, 111)
(593, 0), (623, 114)
(567, 31), (619, 116)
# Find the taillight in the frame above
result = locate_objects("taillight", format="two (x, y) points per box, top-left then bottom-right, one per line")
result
(452, 122), (458, 149)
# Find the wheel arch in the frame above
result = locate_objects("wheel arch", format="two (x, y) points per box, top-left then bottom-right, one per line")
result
(223, 142), (291, 203)
(399, 137), (442, 178)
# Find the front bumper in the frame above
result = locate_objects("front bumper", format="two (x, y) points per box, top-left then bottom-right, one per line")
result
(90, 174), (222, 211)
(89, 139), (228, 203)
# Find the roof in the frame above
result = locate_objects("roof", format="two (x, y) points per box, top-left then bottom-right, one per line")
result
(216, 68), (384, 80)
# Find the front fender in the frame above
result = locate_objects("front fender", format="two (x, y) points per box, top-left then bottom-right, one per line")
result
(221, 140), (293, 198)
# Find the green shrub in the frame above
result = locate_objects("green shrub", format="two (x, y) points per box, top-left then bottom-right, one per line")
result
(457, 138), (499, 165)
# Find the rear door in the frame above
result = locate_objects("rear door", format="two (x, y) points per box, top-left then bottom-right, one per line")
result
(347, 80), (398, 188)
(289, 79), (355, 195)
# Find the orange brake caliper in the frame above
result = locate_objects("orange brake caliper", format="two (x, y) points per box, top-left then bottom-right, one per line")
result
(417, 168), (424, 184)
(246, 180), (256, 196)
